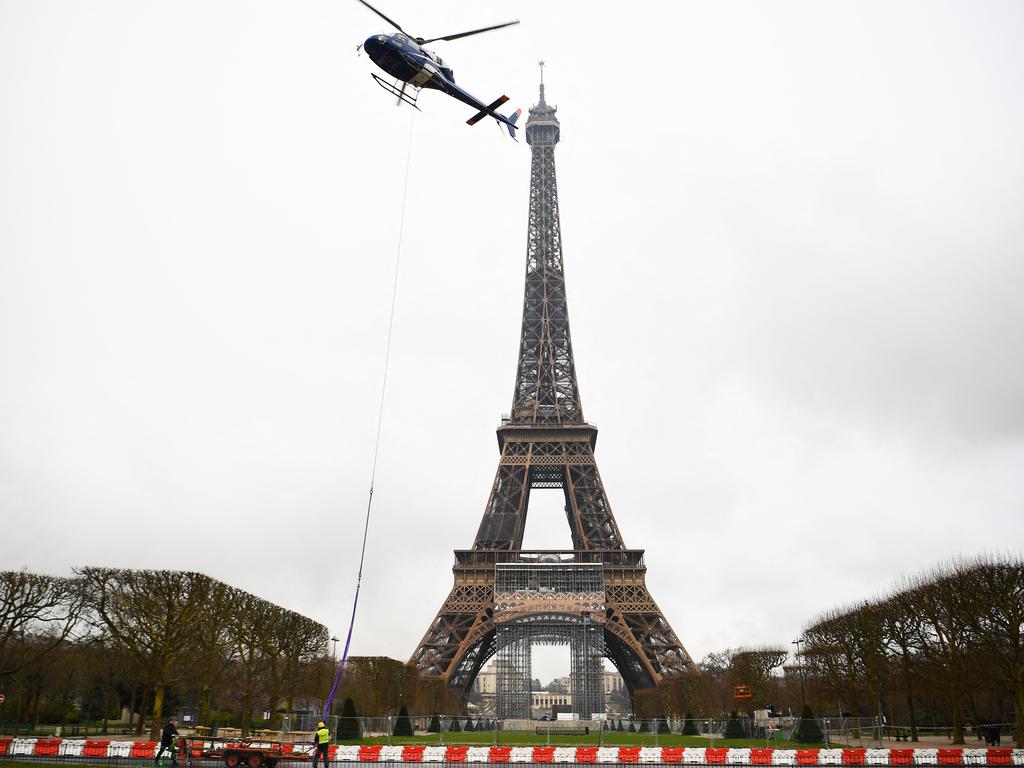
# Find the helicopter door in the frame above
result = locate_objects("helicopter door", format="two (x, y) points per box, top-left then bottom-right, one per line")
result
(410, 61), (436, 87)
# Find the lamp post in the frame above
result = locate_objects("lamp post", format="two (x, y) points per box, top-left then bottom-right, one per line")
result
(791, 638), (807, 713)
(331, 636), (339, 662)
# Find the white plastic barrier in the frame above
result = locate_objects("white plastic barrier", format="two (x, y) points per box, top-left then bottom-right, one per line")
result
(865, 748), (891, 765)
(728, 748), (752, 765)
(422, 746), (447, 763)
(335, 745), (360, 761)
(467, 746), (491, 763)
(107, 741), (135, 758)
(914, 749), (939, 765)
(598, 747), (621, 763)
(58, 740), (87, 757)
(553, 746), (577, 763)
(640, 747), (663, 763)
(1013, 749), (1024, 766)
(963, 749), (989, 765)
(10, 739), (37, 756)
(509, 747), (534, 763)
(378, 745), (404, 761)
(684, 747), (708, 765)
(773, 750), (798, 766)
(818, 749), (844, 765)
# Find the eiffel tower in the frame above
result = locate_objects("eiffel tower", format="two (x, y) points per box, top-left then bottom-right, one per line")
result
(410, 76), (694, 713)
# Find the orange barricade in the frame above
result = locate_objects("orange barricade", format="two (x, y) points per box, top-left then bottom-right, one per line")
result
(446, 746), (469, 763)
(0, 738), (13, 756)
(752, 749), (775, 765)
(403, 746), (425, 762)
(938, 749), (963, 765)
(987, 749), (1013, 765)
(797, 750), (821, 766)
(402, 746), (425, 762)
(131, 742), (157, 758)
(328, 746), (339, 759)
(890, 749), (915, 766)
(662, 748), (684, 764)
(83, 740), (111, 758)
(533, 747), (555, 763)
(706, 748), (729, 764)
(619, 747), (641, 763)
(842, 749), (867, 765)
(577, 747), (599, 763)
(359, 745), (382, 761)
(490, 747), (512, 763)
(35, 739), (62, 757)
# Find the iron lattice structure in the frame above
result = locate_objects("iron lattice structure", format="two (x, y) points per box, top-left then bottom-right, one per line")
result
(409, 81), (694, 708)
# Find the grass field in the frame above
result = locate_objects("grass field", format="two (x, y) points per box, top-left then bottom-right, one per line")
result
(340, 733), (841, 749)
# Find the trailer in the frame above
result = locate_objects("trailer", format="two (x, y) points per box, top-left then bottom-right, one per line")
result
(178, 737), (308, 768)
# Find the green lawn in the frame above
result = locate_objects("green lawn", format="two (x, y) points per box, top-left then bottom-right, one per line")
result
(341, 733), (841, 749)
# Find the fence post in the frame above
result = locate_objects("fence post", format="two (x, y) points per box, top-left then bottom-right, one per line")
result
(440, 715), (445, 746)
(387, 716), (392, 747)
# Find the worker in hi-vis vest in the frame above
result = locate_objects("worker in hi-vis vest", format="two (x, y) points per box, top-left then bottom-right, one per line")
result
(313, 721), (330, 768)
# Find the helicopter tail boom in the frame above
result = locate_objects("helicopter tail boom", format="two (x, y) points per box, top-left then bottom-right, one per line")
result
(466, 95), (509, 126)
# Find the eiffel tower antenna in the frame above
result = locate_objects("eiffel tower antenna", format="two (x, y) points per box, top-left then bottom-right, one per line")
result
(410, 74), (693, 714)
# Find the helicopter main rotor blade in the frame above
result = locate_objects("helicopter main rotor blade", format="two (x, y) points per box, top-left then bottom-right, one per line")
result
(354, 0), (406, 34)
(418, 20), (519, 44)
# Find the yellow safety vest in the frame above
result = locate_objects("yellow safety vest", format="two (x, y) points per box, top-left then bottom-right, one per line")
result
(317, 727), (330, 745)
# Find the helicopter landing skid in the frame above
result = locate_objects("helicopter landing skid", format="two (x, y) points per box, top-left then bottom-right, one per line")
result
(371, 74), (421, 110)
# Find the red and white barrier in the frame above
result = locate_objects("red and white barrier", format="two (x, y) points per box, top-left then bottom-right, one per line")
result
(0, 737), (1021, 765)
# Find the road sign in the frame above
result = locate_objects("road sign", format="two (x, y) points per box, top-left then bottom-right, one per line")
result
(0, 693), (6, 704)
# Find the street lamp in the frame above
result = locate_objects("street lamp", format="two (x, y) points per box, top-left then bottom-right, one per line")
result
(791, 638), (807, 713)
(331, 636), (339, 662)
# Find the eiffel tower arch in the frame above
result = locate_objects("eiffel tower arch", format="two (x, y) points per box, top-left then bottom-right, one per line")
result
(409, 78), (694, 713)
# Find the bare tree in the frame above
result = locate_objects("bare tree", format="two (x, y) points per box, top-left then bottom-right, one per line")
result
(0, 571), (83, 675)
(958, 555), (1024, 746)
(76, 568), (214, 739)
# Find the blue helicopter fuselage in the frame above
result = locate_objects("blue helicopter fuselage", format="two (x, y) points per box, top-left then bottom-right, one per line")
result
(363, 33), (455, 92)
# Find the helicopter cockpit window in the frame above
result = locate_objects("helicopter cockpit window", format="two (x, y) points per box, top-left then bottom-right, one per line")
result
(393, 33), (407, 44)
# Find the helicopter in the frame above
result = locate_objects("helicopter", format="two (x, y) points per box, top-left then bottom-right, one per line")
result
(356, 0), (522, 139)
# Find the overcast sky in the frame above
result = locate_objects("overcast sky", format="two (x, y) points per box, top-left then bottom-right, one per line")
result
(2, 0), (1023, 687)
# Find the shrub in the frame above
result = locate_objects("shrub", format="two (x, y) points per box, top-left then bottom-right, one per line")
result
(448, 716), (461, 732)
(683, 713), (699, 736)
(724, 711), (745, 739)
(658, 718), (670, 734)
(792, 705), (823, 744)
(338, 698), (361, 740)
(392, 705), (413, 737)
(427, 714), (441, 734)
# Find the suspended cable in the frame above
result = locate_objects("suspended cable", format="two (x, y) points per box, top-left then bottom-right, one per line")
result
(323, 109), (416, 719)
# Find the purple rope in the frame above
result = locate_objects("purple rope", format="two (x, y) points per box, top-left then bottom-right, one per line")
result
(322, 582), (361, 719)
(321, 110), (415, 723)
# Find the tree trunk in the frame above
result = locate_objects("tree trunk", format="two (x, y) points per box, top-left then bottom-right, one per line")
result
(241, 691), (251, 737)
(136, 687), (150, 736)
(150, 682), (165, 741)
(905, 689), (918, 742)
(199, 683), (212, 727)
(951, 694), (965, 744)
(1013, 683), (1024, 748)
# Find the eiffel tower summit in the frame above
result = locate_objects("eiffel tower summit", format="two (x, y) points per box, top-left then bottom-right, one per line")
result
(410, 74), (694, 718)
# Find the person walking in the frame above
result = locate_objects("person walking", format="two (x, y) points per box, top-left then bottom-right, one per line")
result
(155, 718), (179, 766)
(312, 721), (330, 768)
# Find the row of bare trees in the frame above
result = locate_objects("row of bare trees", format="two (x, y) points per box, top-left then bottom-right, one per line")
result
(633, 556), (1021, 748)
(800, 555), (1023, 746)
(0, 568), (330, 740)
